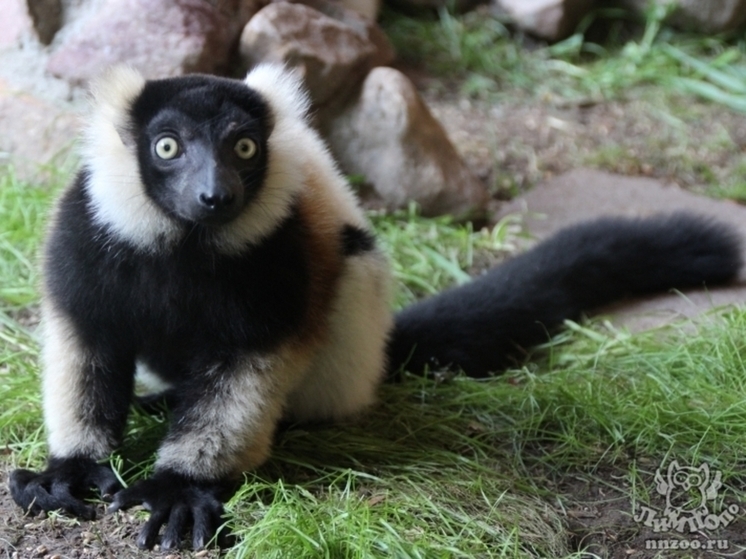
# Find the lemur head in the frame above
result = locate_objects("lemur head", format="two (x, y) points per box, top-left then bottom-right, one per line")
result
(129, 75), (271, 226)
(84, 65), (311, 253)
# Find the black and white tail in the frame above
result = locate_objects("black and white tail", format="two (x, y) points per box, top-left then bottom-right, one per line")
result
(388, 213), (742, 378)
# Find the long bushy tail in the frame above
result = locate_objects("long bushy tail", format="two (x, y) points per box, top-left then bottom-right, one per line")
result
(387, 213), (742, 378)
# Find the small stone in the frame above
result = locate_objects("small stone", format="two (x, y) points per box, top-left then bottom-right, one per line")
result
(0, 78), (79, 179)
(386, 0), (481, 13)
(496, 0), (596, 42)
(0, 0), (35, 47)
(326, 67), (488, 218)
(275, 0), (381, 20)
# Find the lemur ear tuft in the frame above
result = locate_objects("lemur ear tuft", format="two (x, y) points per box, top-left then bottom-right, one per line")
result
(243, 64), (311, 124)
(87, 66), (146, 149)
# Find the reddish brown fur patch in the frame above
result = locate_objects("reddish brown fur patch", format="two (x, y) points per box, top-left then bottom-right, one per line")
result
(293, 164), (347, 346)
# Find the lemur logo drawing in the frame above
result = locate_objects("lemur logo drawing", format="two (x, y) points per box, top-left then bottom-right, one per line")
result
(634, 460), (739, 534)
(657, 461), (721, 518)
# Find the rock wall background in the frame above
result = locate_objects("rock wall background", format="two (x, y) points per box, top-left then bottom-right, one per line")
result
(2, 0), (746, 215)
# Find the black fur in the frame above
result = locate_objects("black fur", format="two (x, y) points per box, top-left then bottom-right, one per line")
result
(341, 224), (376, 256)
(11, 173), (315, 548)
(388, 213), (742, 378)
(47, 174), (311, 373)
(11, 171), (315, 543)
(50, 170), (311, 419)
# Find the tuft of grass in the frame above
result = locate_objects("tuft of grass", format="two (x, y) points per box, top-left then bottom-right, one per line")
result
(664, 43), (746, 112)
(383, 6), (746, 106)
(226, 472), (570, 559)
(370, 205), (522, 308)
(513, 314), (746, 472)
(0, 313), (44, 467)
(0, 169), (54, 309)
(0, 167), (62, 467)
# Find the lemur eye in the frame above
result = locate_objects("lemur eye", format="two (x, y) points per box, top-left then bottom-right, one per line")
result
(234, 138), (257, 159)
(155, 137), (180, 160)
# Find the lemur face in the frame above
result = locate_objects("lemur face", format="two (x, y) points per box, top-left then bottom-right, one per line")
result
(128, 76), (272, 226)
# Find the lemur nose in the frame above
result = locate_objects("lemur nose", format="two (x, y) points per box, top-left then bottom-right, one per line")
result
(199, 192), (235, 210)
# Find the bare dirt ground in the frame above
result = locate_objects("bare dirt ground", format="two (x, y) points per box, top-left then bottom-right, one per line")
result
(558, 470), (746, 559)
(418, 82), (746, 205)
(1, 475), (186, 559)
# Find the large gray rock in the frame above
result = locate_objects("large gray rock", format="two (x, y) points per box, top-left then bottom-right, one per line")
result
(0, 0), (35, 47)
(0, 78), (79, 179)
(326, 67), (489, 218)
(621, 0), (746, 33)
(47, 0), (265, 85)
(496, 168), (746, 331)
(239, 1), (394, 109)
(496, 0), (596, 42)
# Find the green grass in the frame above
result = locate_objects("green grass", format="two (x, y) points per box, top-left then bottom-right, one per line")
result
(2, 165), (746, 557)
(383, 5), (746, 104)
(0, 169), (55, 467)
(370, 206), (521, 308)
(223, 310), (746, 557)
(0, 171), (51, 308)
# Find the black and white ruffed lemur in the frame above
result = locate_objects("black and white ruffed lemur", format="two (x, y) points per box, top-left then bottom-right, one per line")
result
(9, 64), (742, 550)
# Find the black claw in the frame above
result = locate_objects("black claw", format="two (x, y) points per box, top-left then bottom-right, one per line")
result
(109, 490), (138, 513)
(216, 526), (237, 549)
(136, 527), (156, 550)
(161, 503), (189, 550)
(137, 507), (169, 550)
(92, 467), (122, 498)
(160, 535), (180, 551)
(107, 501), (122, 514)
(192, 502), (216, 545)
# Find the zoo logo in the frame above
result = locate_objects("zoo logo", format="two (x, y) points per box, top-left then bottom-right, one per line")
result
(634, 460), (740, 534)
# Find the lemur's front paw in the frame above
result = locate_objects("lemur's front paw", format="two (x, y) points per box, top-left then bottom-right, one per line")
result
(10, 457), (121, 520)
(108, 470), (234, 550)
